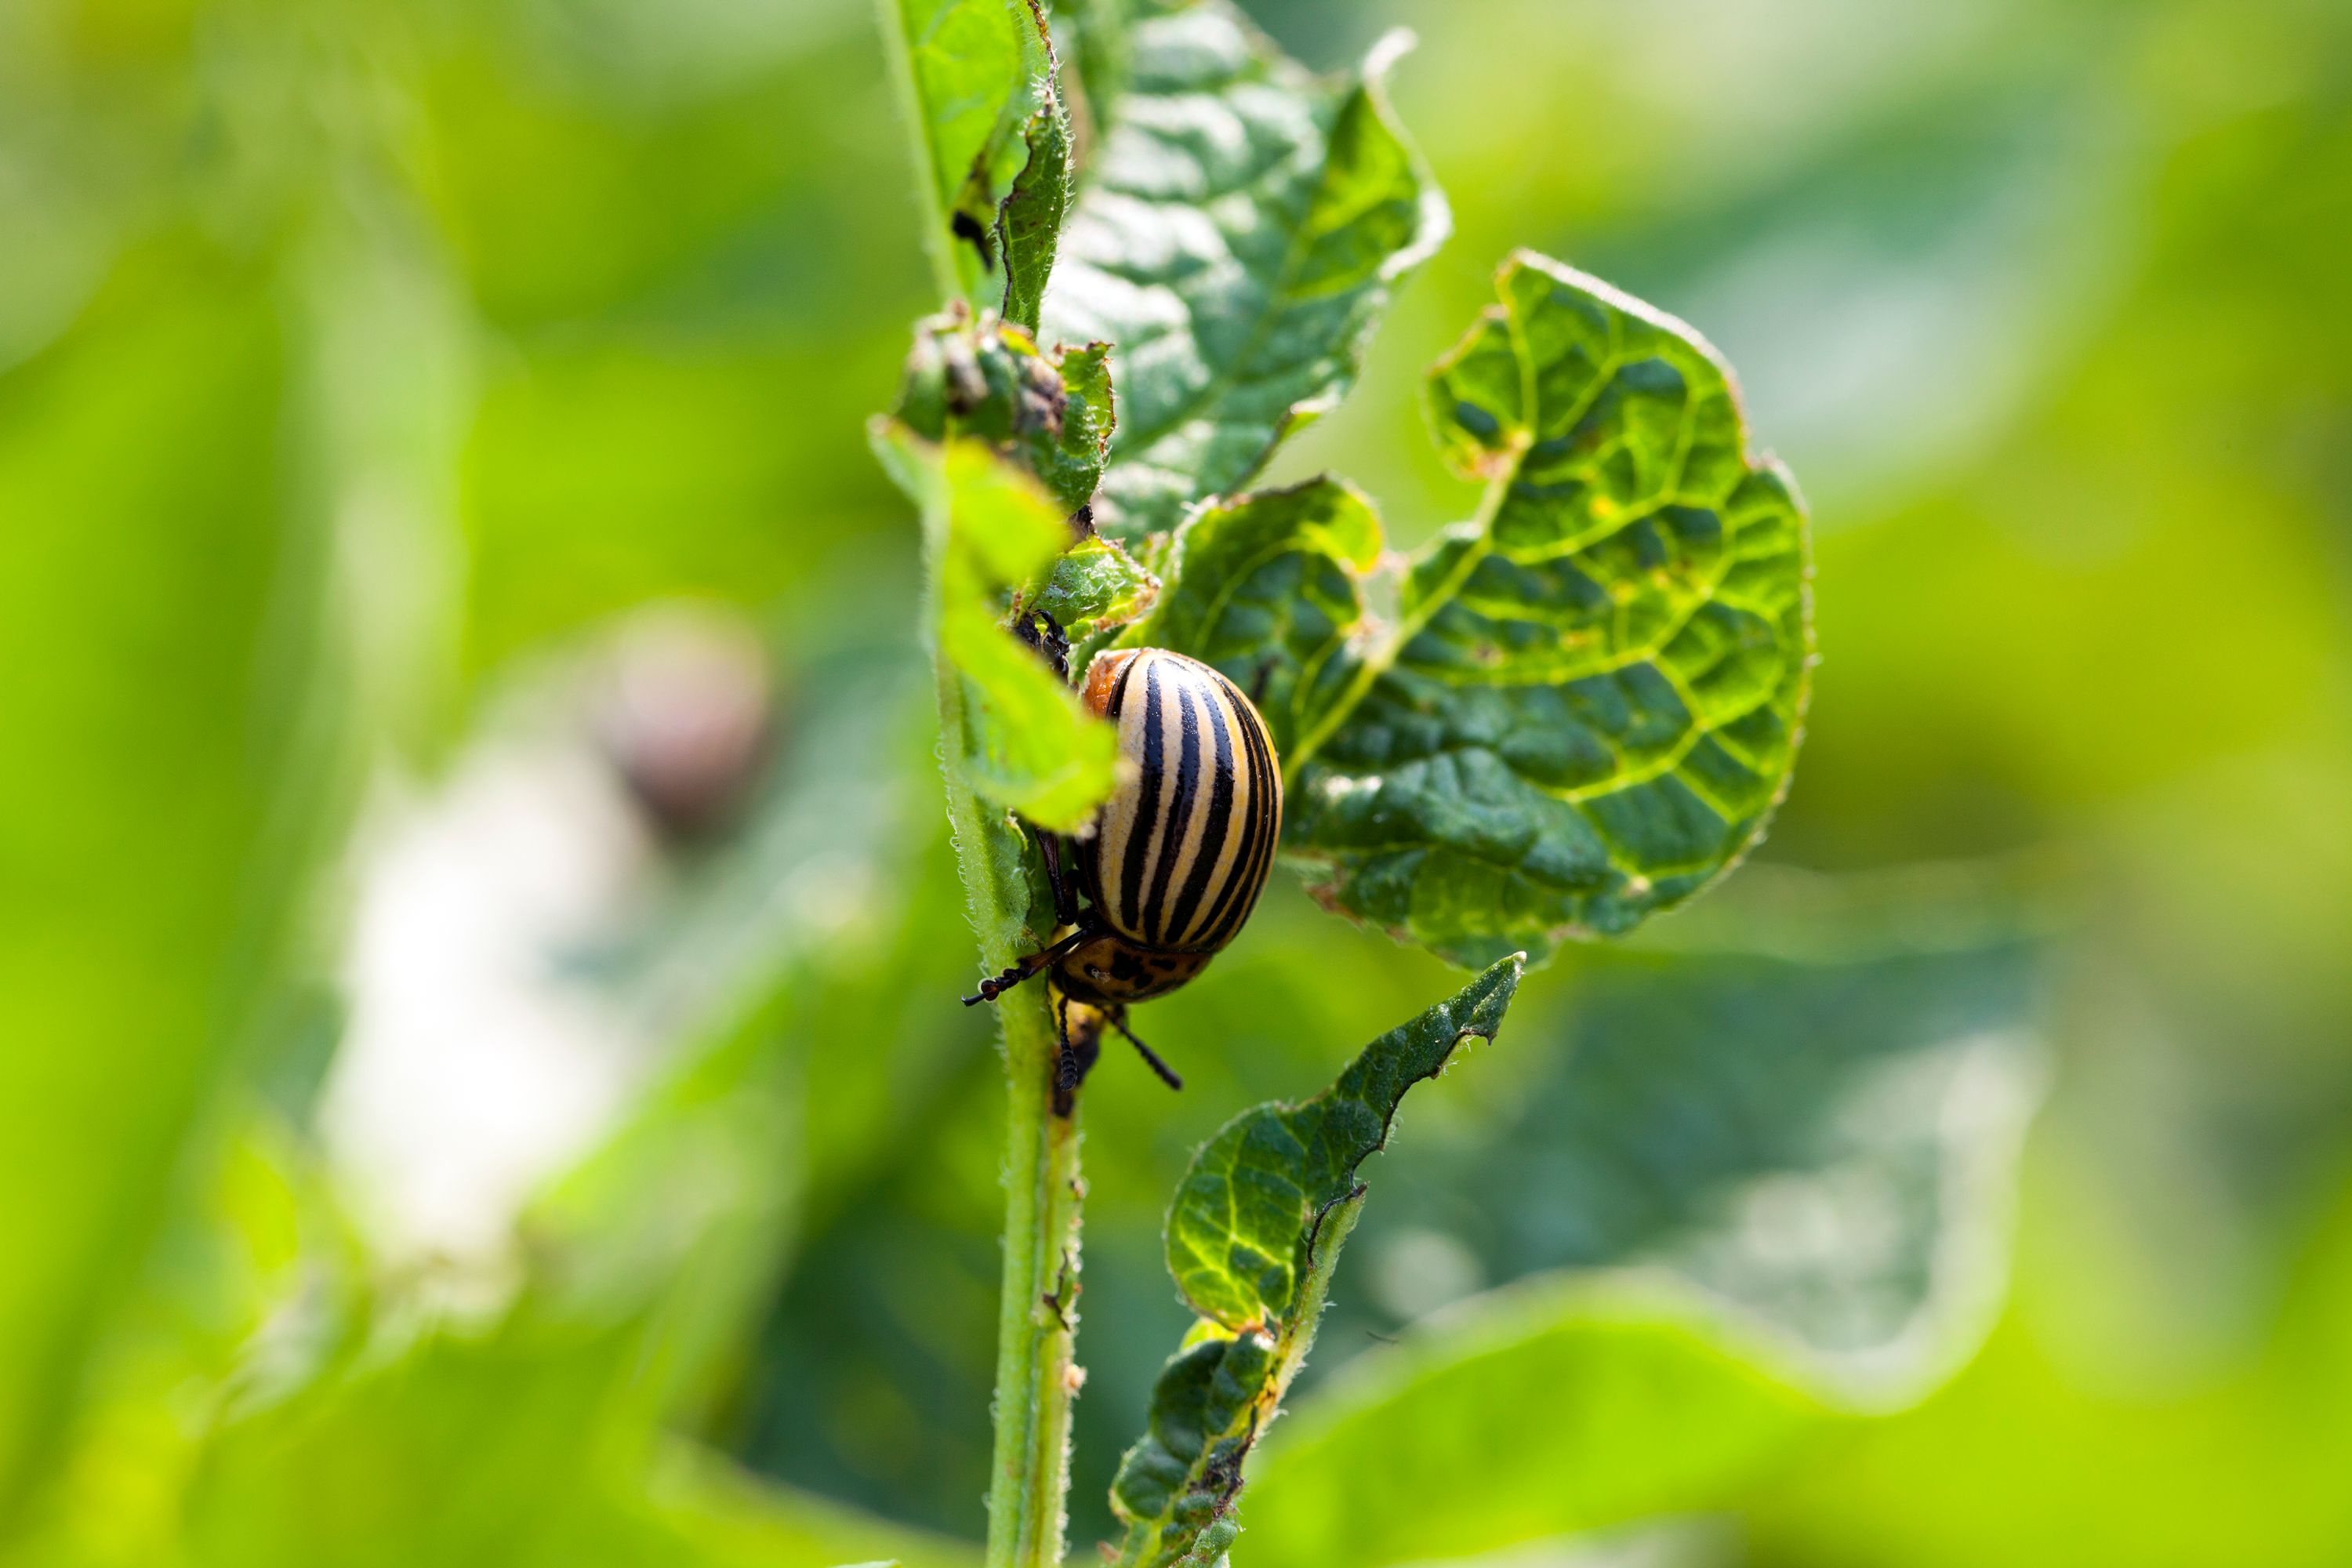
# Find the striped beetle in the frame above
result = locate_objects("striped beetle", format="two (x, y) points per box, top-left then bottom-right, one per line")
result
(965, 645), (1283, 1109)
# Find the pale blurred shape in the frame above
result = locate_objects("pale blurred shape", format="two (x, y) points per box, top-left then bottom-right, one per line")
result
(1372, 1226), (1488, 1323)
(321, 717), (655, 1292)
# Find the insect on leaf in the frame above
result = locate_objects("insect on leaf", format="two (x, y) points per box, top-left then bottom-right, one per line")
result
(1043, 5), (1449, 547)
(1107, 956), (1523, 1567)
(872, 423), (1117, 833)
(1276, 251), (1816, 968)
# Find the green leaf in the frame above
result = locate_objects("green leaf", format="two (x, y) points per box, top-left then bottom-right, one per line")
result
(1000, 96), (1073, 334)
(1043, 9), (1448, 546)
(1134, 476), (1382, 759)
(1108, 957), (1523, 1567)
(1243, 1279), (1842, 1567)
(0, 248), (343, 1512)
(1323, 926), (2048, 1384)
(1030, 533), (1160, 648)
(885, 0), (1071, 321)
(873, 423), (1117, 833)
(895, 307), (1116, 517)
(1283, 250), (1816, 967)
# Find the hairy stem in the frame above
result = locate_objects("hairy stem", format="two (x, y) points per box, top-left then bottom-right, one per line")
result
(873, 0), (962, 305)
(924, 538), (1084, 1568)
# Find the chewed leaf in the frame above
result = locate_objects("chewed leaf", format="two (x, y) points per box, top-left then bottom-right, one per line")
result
(895, 308), (1114, 516)
(872, 423), (1116, 833)
(1044, 7), (1448, 546)
(1138, 477), (1383, 759)
(1031, 534), (1159, 648)
(889, 0), (1069, 321)
(1284, 251), (1815, 967)
(1107, 959), (1523, 1567)
(1000, 90), (1073, 332)
(1167, 956), (1521, 1327)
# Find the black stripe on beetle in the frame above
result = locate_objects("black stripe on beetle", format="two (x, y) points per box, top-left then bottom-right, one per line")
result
(963, 646), (1285, 1113)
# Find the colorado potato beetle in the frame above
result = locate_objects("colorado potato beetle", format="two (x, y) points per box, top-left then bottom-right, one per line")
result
(964, 646), (1283, 1109)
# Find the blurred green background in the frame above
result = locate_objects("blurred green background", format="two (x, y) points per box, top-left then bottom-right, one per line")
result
(4, 0), (2350, 1563)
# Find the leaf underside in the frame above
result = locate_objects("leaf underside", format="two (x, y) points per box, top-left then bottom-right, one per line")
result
(1043, 2), (1448, 548)
(1107, 957), (1523, 1568)
(872, 424), (1116, 833)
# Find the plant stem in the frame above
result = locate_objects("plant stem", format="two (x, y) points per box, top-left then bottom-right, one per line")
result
(880, 5), (1083, 1554)
(924, 547), (1083, 1568)
(872, 0), (963, 305)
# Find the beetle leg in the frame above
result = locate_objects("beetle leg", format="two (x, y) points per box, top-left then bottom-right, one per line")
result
(1107, 1009), (1182, 1092)
(1013, 607), (1072, 682)
(1051, 996), (1105, 1119)
(1033, 829), (1080, 928)
(961, 926), (1090, 1006)
(1051, 992), (1076, 1117)
(960, 931), (1087, 1006)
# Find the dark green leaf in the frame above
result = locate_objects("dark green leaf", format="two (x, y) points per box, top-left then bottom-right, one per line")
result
(1134, 476), (1382, 758)
(1043, 9), (1448, 546)
(1283, 251), (1815, 967)
(873, 423), (1116, 832)
(895, 308), (1115, 517)
(1000, 96), (1073, 333)
(1163, 956), (1521, 1329)
(1108, 958), (1523, 1566)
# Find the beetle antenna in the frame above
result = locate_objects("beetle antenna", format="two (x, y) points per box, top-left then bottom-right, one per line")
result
(1108, 1012), (1182, 1092)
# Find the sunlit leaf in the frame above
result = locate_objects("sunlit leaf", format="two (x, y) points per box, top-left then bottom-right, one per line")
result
(1043, 7), (1448, 546)
(1282, 251), (1814, 967)
(1245, 1279), (1842, 1566)
(895, 307), (1115, 517)
(1324, 926), (2048, 1386)
(1134, 476), (1382, 758)
(873, 424), (1116, 833)
(0, 249), (343, 1511)
(1031, 533), (1160, 653)
(1109, 958), (1523, 1566)
(884, 0), (1070, 323)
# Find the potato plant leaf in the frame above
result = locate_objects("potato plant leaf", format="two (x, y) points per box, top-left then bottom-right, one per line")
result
(1000, 90), (1073, 332)
(1030, 534), (1160, 652)
(1133, 476), (1382, 760)
(1263, 252), (1811, 967)
(1329, 933), (2048, 1382)
(887, 0), (1070, 326)
(872, 423), (1116, 833)
(1042, 5), (1448, 547)
(895, 306), (1115, 517)
(1107, 957), (1523, 1566)
(1243, 1279), (1842, 1566)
